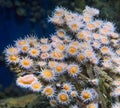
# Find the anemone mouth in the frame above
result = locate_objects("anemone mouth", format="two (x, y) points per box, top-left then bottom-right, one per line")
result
(55, 66), (63, 73)
(83, 15), (92, 22)
(18, 41), (26, 45)
(50, 51), (64, 60)
(57, 44), (65, 51)
(69, 67), (78, 74)
(22, 46), (29, 51)
(87, 23), (95, 30)
(63, 84), (71, 91)
(41, 45), (50, 52)
(68, 46), (77, 55)
(50, 100), (57, 107)
(31, 81), (42, 91)
(58, 31), (65, 37)
(9, 55), (19, 61)
(59, 94), (68, 101)
(82, 92), (91, 99)
(22, 60), (31, 66)
(87, 104), (97, 108)
(43, 86), (54, 97)
(40, 53), (49, 59)
(21, 76), (36, 84)
(8, 48), (18, 53)
(71, 24), (78, 31)
(101, 47), (109, 54)
(58, 92), (69, 104)
(85, 50), (93, 58)
(17, 75), (37, 87)
(41, 69), (55, 81)
(55, 11), (63, 17)
(77, 32), (85, 39)
(48, 61), (57, 68)
(43, 70), (53, 78)
(77, 54), (85, 61)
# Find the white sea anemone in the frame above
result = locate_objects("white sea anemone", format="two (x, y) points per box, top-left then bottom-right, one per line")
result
(42, 85), (55, 98)
(20, 45), (30, 53)
(30, 81), (43, 92)
(80, 88), (97, 102)
(20, 57), (33, 69)
(67, 64), (81, 77)
(57, 91), (70, 104)
(67, 45), (78, 56)
(41, 69), (56, 81)
(40, 44), (51, 52)
(15, 39), (28, 47)
(29, 48), (40, 58)
(50, 50), (65, 60)
(16, 74), (37, 88)
(5, 46), (20, 55)
(40, 52), (50, 60)
(49, 99), (57, 107)
(83, 6), (100, 16)
(62, 83), (73, 92)
(56, 29), (66, 39)
(6, 55), (20, 64)
(86, 103), (98, 108)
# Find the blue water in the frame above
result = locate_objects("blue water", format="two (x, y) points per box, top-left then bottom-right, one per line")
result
(0, 1), (55, 89)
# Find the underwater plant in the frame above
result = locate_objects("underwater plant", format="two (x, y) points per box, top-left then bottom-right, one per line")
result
(4, 6), (120, 108)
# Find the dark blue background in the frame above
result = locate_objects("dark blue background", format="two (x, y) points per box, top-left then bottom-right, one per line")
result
(0, 1), (55, 88)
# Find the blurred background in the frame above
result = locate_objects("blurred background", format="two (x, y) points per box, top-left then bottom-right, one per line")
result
(0, 0), (120, 107)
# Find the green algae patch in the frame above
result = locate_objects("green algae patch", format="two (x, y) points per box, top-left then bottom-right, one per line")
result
(0, 94), (38, 108)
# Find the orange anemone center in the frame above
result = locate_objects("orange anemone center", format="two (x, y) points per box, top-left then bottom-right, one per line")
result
(22, 60), (31, 66)
(59, 94), (68, 102)
(69, 66), (78, 74)
(32, 82), (41, 89)
(58, 31), (65, 37)
(71, 24), (78, 30)
(45, 88), (53, 96)
(43, 69), (53, 78)
(9, 55), (18, 61)
(83, 92), (90, 99)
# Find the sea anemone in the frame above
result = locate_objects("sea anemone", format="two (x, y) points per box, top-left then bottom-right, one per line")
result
(57, 92), (69, 104)
(29, 48), (40, 58)
(80, 88), (96, 102)
(20, 57), (33, 69)
(5, 46), (20, 55)
(41, 69), (55, 81)
(42, 85), (55, 98)
(15, 39), (28, 47)
(30, 81), (43, 92)
(62, 83), (73, 92)
(67, 64), (81, 77)
(49, 99), (57, 107)
(86, 103), (98, 108)
(6, 55), (20, 64)
(16, 74), (37, 88)
(70, 91), (78, 98)
(50, 50), (65, 60)
(67, 45), (78, 56)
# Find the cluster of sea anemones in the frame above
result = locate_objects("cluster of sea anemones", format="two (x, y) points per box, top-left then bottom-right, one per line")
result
(4, 6), (120, 108)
